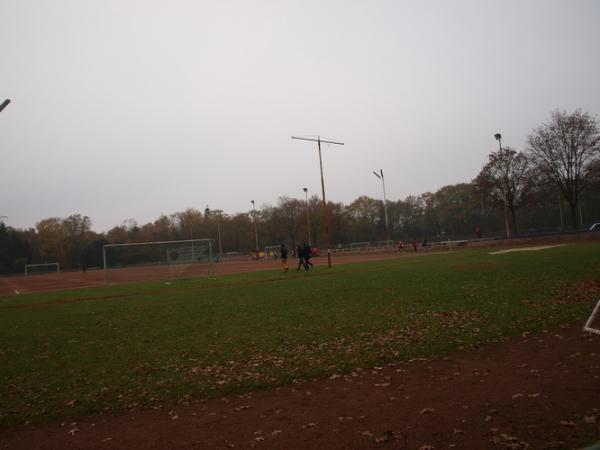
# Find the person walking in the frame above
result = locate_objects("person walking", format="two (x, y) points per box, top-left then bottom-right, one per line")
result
(296, 244), (307, 271)
(303, 243), (313, 269)
(280, 244), (289, 272)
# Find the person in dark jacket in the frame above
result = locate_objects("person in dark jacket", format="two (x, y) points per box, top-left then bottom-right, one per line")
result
(296, 244), (307, 271)
(280, 244), (289, 272)
(303, 243), (313, 269)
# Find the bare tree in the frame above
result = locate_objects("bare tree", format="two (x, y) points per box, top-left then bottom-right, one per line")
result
(476, 147), (533, 236)
(527, 110), (600, 229)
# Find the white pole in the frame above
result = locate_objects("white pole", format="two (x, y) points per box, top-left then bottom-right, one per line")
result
(583, 300), (600, 335)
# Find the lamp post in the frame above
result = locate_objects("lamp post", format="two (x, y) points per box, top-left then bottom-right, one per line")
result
(292, 136), (344, 268)
(494, 133), (511, 239)
(251, 200), (259, 256)
(0, 99), (10, 113)
(206, 206), (223, 259)
(303, 187), (311, 246)
(217, 211), (223, 258)
(372, 169), (390, 243)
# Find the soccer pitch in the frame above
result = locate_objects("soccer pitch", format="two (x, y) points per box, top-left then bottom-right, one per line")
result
(1, 243), (599, 426)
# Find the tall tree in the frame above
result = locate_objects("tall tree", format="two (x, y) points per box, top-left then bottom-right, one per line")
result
(527, 110), (600, 228)
(36, 218), (66, 264)
(0, 223), (31, 273)
(63, 214), (92, 267)
(476, 147), (533, 236)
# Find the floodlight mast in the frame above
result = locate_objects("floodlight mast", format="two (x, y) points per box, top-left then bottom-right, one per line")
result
(494, 133), (511, 239)
(251, 200), (259, 255)
(372, 169), (390, 242)
(292, 135), (344, 268)
(303, 187), (311, 245)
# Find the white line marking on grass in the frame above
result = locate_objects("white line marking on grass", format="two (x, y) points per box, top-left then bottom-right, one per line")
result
(489, 244), (565, 255)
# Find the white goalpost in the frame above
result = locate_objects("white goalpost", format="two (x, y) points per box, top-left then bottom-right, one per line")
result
(583, 300), (600, 335)
(350, 241), (371, 251)
(264, 245), (281, 259)
(25, 263), (60, 276)
(103, 239), (215, 286)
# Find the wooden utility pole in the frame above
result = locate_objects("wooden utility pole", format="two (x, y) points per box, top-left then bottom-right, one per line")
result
(292, 136), (344, 268)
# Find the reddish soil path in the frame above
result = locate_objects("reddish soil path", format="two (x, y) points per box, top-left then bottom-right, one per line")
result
(1, 325), (599, 449)
(0, 251), (407, 297)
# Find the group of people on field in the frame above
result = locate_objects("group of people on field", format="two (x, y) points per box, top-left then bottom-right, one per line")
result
(279, 243), (313, 272)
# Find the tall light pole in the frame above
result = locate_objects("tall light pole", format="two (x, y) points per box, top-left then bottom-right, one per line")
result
(303, 187), (311, 245)
(372, 169), (390, 243)
(494, 133), (511, 239)
(207, 206), (223, 259)
(217, 211), (223, 258)
(251, 200), (259, 256)
(0, 99), (10, 113)
(292, 136), (344, 269)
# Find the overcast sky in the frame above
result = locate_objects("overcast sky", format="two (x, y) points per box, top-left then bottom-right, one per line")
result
(1, 0), (599, 232)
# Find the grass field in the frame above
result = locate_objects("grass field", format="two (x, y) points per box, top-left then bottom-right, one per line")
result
(1, 243), (599, 427)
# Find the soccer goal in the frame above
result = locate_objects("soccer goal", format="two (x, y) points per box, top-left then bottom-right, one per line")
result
(25, 263), (60, 276)
(103, 239), (215, 285)
(373, 240), (394, 248)
(350, 241), (371, 251)
(583, 300), (600, 335)
(264, 245), (281, 259)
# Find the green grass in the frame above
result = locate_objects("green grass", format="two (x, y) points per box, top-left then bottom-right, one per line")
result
(1, 243), (599, 426)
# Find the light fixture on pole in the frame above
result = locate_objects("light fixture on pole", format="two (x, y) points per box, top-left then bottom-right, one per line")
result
(292, 135), (344, 269)
(0, 99), (10, 113)
(372, 169), (390, 243)
(494, 133), (510, 239)
(303, 187), (311, 246)
(251, 200), (259, 255)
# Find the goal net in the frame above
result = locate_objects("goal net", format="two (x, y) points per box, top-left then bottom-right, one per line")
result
(350, 242), (371, 251)
(373, 240), (394, 248)
(264, 245), (281, 259)
(583, 300), (600, 335)
(25, 263), (60, 276)
(103, 239), (215, 285)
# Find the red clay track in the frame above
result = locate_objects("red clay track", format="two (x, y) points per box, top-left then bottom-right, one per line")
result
(0, 251), (405, 297)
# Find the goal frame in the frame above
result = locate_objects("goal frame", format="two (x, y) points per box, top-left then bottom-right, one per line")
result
(25, 262), (60, 276)
(583, 300), (600, 335)
(264, 245), (281, 259)
(103, 238), (215, 285)
(350, 241), (371, 251)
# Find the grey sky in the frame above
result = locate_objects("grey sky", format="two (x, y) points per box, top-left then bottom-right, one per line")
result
(1, 0), (599, 232)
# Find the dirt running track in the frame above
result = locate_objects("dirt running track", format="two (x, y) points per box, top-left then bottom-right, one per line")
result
(0, 252), (406, 297)
(1, 325), (599, 449)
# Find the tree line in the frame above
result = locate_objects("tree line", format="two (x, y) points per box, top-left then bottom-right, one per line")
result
(1, 109), (598, 274)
